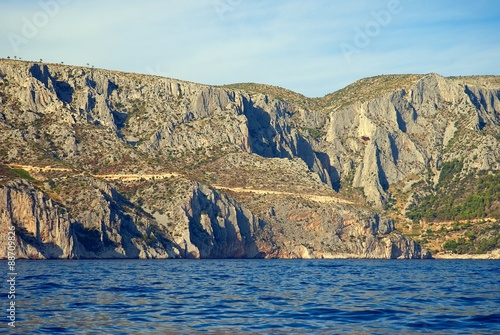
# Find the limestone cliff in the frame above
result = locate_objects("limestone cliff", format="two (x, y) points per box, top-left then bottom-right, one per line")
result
(2, 59), (498, 259)
(322, 74), (500, 207)
(0, 180), (74, 259)
(0, 177), (269, 259)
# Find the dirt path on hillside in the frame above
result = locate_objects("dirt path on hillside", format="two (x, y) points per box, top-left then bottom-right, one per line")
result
(6, 164), (73, 172)
(93, 173), (182, 181)
(211, 185), (354, 205)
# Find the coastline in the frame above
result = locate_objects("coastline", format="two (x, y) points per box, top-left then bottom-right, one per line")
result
(433, 249), (500, 260)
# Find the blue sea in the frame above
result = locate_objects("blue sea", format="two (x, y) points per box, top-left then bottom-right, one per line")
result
(1, 259), (499, 334)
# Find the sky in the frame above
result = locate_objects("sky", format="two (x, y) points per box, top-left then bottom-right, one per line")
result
(1, 0), (499, 97)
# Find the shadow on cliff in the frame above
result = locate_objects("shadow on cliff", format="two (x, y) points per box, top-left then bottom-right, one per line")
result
(316, 152), (341, 191)
(16, 226), (65, 259)
(29, 64), (74, 104)
(186, 186), (264, 259)
(70, 188), (155, 259)
(243, 101), (291, 158)
(243, 98), (335, 187)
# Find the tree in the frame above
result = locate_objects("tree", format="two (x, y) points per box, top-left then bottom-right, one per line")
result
(7, 56), (10, 59)
(39, 58), (42, 63)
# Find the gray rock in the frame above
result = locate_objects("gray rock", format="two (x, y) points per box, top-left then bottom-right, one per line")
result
(2, 60), (497, 259)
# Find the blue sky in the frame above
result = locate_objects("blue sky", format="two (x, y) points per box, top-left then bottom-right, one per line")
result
(1, 0), (499, 97)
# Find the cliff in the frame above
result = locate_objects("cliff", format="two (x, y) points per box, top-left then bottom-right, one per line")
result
(1, 59), (499, 259)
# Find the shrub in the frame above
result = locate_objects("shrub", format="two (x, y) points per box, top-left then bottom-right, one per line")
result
(7, 167), (36, 181)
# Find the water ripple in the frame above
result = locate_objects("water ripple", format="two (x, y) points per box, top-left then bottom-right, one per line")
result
(1, 259), (499, 334)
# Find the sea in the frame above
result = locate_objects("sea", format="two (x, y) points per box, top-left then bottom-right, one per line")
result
(1, 259), (499, 334)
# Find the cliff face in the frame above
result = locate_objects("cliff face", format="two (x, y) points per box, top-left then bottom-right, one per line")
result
(0, 178), (268, 259)
(0, 180), (74, 259)
(322, 74), (500, 207)
(0, 179), (175, 259)
(0, 177), (427, 260)
(181, 183), (265, 258)
(1, 59), (498, 259)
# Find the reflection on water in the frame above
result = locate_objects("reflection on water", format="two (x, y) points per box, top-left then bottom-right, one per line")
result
(1, 259), (499, 334)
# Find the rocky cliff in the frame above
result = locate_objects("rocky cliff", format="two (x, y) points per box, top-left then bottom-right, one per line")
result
(0, 176), (267, 259)
(321, 74), (500, 208)
(1, 59), (499, 259)
(0, 180), (74, 259)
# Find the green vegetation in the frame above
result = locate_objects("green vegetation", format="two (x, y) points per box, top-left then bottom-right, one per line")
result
(124, 99), (146, 126)
(438, 159), (463, 184)
(402, 218), (500, 255)
(443, 223), (500, 254)
(302, 127), (326, 141)
(0, 166), (36, 181)
(447, 75), (500, 89)
(115, 102), (125, 110)
(142, 231), (158, 246)
(407, 163), (500, 222)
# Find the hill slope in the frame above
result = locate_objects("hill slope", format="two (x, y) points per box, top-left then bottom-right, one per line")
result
(1, 59), (499, 259)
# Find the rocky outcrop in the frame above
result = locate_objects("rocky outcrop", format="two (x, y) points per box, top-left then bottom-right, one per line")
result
(0, 180), (74, 259)
(258, 198), (430, 259)
(0, 60), (331, 184)
(67, 177), (180, 259)
(322, 74), (500, 207)
(4, 62), (496, 210)
(0, 179), (173, 259)
(0, 175), (429, 259)
(0, 177), (271, 259)
(180, 184), (265, 258)
(3, 59), (496, 259)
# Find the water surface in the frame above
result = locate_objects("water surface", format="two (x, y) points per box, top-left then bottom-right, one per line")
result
(1, 259), (499, 334)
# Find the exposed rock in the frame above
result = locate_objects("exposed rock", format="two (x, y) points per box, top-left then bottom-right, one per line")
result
(323, 74), (500, 207)
(0, 180), (74, 259)
(257, 198), (429, 259)
(179, 183), (265, 258)
(2, 59), (498, 259)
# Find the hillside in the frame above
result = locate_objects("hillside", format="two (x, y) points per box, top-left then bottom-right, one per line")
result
(0, 59), (499, 259)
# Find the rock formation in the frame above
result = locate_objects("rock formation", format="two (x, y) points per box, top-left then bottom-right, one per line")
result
(1, 59), (499, 259)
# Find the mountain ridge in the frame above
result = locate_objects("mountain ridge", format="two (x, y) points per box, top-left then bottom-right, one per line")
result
(0, 59), (498, 259)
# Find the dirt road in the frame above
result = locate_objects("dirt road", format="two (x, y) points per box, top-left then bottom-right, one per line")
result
(212, 185), (354, 205)
(93, 173), (182, 181)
